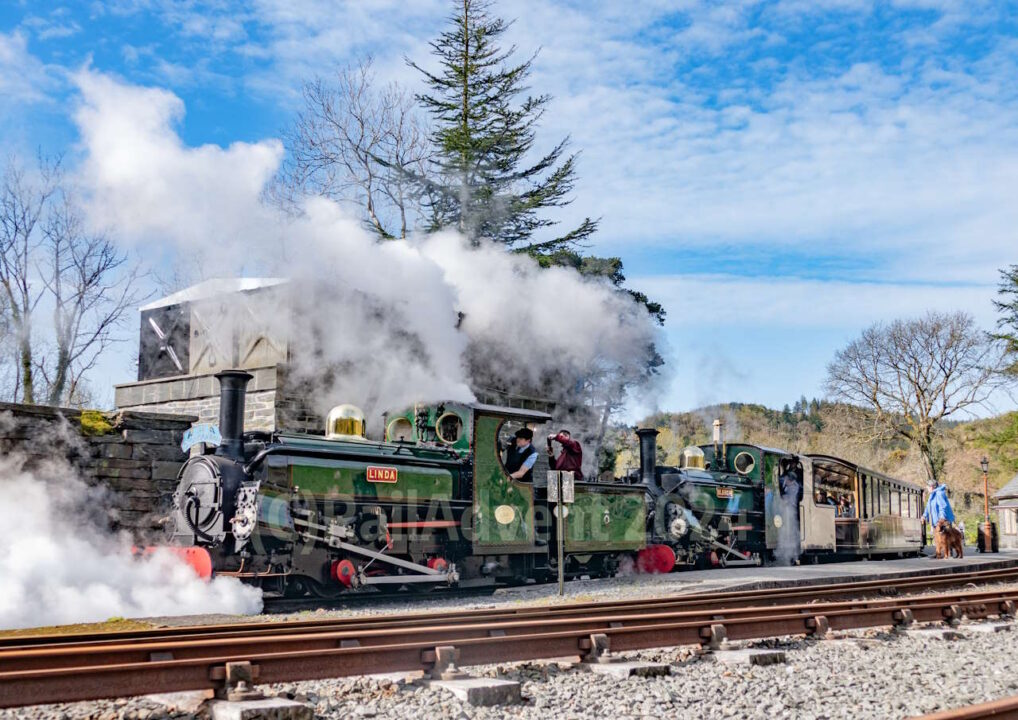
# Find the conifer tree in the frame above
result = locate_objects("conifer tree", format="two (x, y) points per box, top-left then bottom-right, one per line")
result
(409, 0), (597, 252)
(994, 264), (1018, 376)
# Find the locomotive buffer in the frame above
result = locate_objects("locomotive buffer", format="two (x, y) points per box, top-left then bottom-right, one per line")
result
(547, 470), (576, 596)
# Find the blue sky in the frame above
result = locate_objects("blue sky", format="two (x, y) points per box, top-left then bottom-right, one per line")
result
(2, 1), (1017, 415)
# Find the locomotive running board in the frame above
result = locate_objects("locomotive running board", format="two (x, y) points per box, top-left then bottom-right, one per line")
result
(333, 540), (459, 584)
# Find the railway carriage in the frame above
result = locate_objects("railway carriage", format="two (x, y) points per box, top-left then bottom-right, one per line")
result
(806, 454), (924, 557)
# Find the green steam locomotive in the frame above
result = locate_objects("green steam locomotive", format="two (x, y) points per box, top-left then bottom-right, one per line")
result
(168, 371), (924, 596)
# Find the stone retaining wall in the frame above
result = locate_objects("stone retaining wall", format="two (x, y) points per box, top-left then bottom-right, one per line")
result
(0, 402), (195, 535)
(114, 365), (323, 434)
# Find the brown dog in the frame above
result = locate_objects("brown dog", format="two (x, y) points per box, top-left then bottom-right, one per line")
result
(935, 519), (964, 559)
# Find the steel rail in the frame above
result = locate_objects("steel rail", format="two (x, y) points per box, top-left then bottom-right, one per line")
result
(912, 695), (1018, 719)
(3, 564), (1017, 653)
(0, 586), (1015, 709)
(2, 588), (1016, 672)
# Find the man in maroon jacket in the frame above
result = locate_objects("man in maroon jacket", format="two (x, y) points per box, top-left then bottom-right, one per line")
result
(547, 430), (584, 481)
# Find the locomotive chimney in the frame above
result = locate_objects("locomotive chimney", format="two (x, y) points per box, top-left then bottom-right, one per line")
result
(215, 369), (253, 460)
(636, 428), (659, 485)
(713, 418), (726, 469)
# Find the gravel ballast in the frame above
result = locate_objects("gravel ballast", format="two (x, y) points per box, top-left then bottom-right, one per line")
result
(4, 618), (1018, 720)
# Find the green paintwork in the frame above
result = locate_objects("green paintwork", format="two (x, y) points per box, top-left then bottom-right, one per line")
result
(700, 443), (793, 549)
(385, 403), (472, 455)
(472, 413), (534, 550)
(699, 444), (775, 484)
(286, 458), (454, 501)
(276, 433), (458, 463)
(682, 479), (756, 517)
(564, 486), (646, 551)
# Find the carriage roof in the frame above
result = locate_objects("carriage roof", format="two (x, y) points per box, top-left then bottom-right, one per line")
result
(806, 453), (922, 492)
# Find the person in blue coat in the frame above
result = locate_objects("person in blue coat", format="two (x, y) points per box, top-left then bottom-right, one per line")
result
(922, 480), (956, 526)
(922, 480), (957, 554)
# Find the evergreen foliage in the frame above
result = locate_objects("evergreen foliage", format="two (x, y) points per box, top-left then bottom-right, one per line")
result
(994, 264), (1018, 376)
(409, 0), (597, 253)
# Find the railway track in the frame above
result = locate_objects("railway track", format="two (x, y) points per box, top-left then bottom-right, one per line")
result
(1, 568), (1017, 709)
(915, 695), (1018, 719)
(3, 564), (1016, 651)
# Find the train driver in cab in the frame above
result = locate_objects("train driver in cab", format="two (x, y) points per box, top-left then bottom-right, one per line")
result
(505, 427), (539, 482)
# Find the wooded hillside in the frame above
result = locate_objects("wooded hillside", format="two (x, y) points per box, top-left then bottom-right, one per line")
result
(615, 401), (1018, 499)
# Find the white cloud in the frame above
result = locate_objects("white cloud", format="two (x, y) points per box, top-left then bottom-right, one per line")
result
(96, 1), (1018, 290)
(638, 274), (998, 329)
(73, 70), (284, 251)
(489, 18), (1018, 287)
(0, 31), (58, 106)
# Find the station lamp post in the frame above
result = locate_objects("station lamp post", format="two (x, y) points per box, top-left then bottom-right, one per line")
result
(979, 456), (998, 553)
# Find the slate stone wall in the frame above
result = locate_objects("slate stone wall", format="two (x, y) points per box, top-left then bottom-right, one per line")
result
(0, 402), (195, 535)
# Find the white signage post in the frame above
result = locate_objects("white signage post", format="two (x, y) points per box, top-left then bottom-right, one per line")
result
(548, 470), (576, 596)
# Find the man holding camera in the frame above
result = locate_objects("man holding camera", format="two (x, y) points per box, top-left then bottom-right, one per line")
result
(547, 429), (584, 481)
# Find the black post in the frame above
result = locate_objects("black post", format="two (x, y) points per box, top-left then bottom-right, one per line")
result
(636, 428), (659, 485)
(215, 369), (253, 460)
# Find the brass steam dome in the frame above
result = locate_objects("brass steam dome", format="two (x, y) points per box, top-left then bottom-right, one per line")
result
(679, 445), (705, 470)
(325, 404), (368, 441)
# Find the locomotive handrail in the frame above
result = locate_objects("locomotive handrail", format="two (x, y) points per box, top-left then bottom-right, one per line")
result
(243, 444), (468, 475)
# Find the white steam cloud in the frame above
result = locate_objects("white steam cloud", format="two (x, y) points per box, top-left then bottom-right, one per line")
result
(0, 68), (666, 632)
(73, 68), (666, 426)
(0, 453), (262, 630)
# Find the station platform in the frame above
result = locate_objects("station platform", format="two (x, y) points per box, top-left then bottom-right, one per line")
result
(153, 549), (1018, 626)
(485, 548), (1018, 609)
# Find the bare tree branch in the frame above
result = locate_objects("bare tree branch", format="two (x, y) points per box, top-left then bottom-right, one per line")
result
(0, 153), (60, 403)
(40, 190), (146, 405)
(825, 311), (1008, 483)
(272, 57), (432, 239)
(0, 152), (147, 407)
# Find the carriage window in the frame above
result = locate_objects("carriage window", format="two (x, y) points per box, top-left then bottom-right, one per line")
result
(891, 490), (901, 516)
(879, 484), (890, 515)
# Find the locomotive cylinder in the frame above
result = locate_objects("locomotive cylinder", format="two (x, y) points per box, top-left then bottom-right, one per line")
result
(636, 428), (659, 486)
(215, 369), (253, 461)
